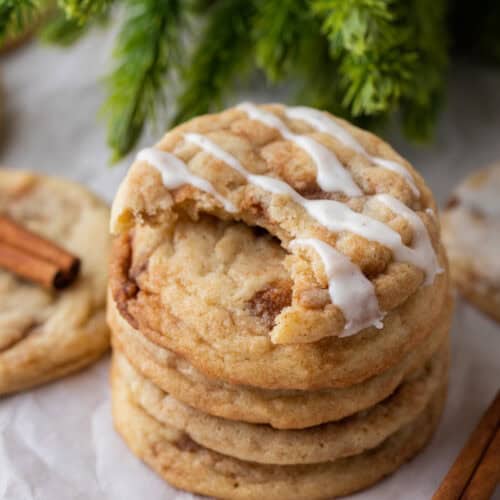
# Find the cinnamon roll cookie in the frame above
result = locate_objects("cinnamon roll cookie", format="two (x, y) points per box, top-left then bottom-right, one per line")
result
(108, 103), (452, 497)
(110, 103), (448, 389)
(442, 162), (500, 323)
(0, 170), (110, 395)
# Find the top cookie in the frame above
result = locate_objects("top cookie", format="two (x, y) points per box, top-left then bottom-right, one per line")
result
(442, 162), (500, 321)
(0, 170), (110, 394)
(111, 103), (446, 345)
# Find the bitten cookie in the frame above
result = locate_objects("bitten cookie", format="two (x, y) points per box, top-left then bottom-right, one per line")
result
(0, 170), (110, 394)
(110, 103), (449, 390)
(442, 162), (500, 323)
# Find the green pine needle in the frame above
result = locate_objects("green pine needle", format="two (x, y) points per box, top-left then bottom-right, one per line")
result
(398, 0), (448, 140)
(313, 0), (414, 116)
(173, 0), (255, 125)
(39, 9), (86, 45)
(58, 0), (112, 24)
(40, 2), (112, 47)
(253, 0), (311, 82)
(312, 0), (447, 139)
(0, 0), (40, 42)
(102, 0), (184, 162)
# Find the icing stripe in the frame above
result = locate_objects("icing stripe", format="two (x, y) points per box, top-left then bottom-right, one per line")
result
(135, 105), (442, 338)
(137, 148), (237, 213)
(183, 132), (442, 335)
(237, 103), (362, 197)
(184, 132), (440, 284)
(285, 106), (420, 197)
(374, 195), (443, 285)
(290, 238), (384, 337)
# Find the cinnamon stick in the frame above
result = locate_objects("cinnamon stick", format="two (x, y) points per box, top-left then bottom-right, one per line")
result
(433, 390), (500, 500)
(0, 215), (80, 276)
(0, 216), (80, 289)
(461, 426), (500, 500)
(0, 242), (71, 289)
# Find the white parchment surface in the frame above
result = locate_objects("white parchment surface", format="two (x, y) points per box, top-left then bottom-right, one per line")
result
(1, 30), (500, 500)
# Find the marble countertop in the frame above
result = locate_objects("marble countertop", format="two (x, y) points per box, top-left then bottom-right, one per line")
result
(1, 31), (500, 500)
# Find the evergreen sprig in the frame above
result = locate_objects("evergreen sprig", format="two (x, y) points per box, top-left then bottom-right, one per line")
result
(253, 0), (311, 82)
(102, 0), (184, 161)
(173, 0), (255, 125)
(58, 0), (113, 24)
(0, 0), (39, 42)
(0, 0), (499, 160)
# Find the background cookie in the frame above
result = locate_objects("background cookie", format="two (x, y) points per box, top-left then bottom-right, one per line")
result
(0, 170), (110, 394)
(442, 162), (500, 323)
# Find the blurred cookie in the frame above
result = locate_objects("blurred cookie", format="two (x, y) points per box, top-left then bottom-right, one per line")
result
(0, 170), (110, 394)
(442, 163), (500, 322)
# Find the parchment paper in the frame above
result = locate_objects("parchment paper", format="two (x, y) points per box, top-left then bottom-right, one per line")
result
(1, 30), (500, 500)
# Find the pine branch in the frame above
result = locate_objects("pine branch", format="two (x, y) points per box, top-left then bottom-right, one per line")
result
(40, 1), (112, 46)
(312, 0), (447, 140)
(313, 0), (413, 115)
(102, 0), (184, 161)
(253, 0), (311, 82)
(58, 0), (113, 24)
(398, 0), (448, 140)
(294, 31), (343, 113)
(39, 9), (87, 45)
(173, 0), (255, 125)
(0, 0), (40, 42)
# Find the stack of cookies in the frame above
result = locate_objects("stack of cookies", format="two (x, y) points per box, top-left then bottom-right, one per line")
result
(108, 103), (452, 499)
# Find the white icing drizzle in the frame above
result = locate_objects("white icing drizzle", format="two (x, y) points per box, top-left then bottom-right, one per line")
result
(136, 104), (442, 338)
(290, 238), (384, 337)
(285, 106), (420, 197)
(373, 194), (443, 285)
(137, 148), (237, 213)
(184, 132), (441, 333)
(236, 102), (362, 197)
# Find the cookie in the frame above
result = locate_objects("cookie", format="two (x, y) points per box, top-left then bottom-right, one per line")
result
(110, 224), (448, 391)
(0, 170), (110, 394)
(112, 361), (447, 500)
(109, 103), (449, 390)
(442, 162), (500, 322)
(115, 340), (448, 465)
(109, 292), (452, 428)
